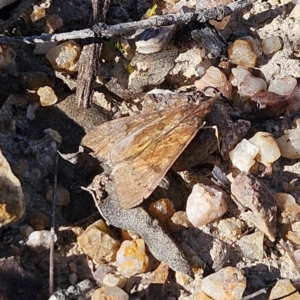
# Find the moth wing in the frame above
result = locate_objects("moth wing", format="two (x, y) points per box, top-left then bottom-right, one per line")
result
(81, 112), (160, 162)
(112, 103), (212, 209)
(110, 106), (201, 165)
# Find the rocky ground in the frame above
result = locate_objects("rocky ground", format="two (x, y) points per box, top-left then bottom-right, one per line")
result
(1, 0), (300, 299)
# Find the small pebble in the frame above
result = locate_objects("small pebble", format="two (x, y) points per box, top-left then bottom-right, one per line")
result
(269, 279), (300, 300)
(217, 218), (244, 241)
(37, 86), (58, 106)
(168, 211), (191, 232)
(30, 5), (45, 22)
(69, 273), (78, 285)
(201, 267), (246, 300)
(276, 128), (300, 159)
(103, 273), (126, 288)
(262, 36), (282, 54)
(19, 224), (34, 238)
(46, 184), (70, 206)
(195, 66), (232, 99)
(27, 230), (56, 249)
(228, 39), (258, 68)
(116, 239), (149, 277)
(268, 76), (297, 96)
(91, 286), (129, 300)
(0, 45), (15, 69)
(229, 139), (259, 172)
(274, 193), (300, 224)
(236, 231), (264, 260)
(29, 211), (50, 230)
(46, 40), (81, 73)
(46, 14), (64, 33)
(249, 132), (281, 167)
(186, 183), (227, 227)
(92, 265), (115, 284)
(230, 67), (251, 87)
(231, 68), (267, 97)
(44, 128), (62, 145)
(149, 198), (175, 226)
(26, 102), (39, 120)
(68, 262), (77, 273)
(238, 74), (267, 97)
(77, 220), (121, 264)
(250, 91), (290, 118)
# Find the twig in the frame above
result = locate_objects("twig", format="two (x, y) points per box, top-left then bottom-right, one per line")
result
(239, 288), (267, 300)
(0, 0), (256, 44)
(76, 0), (111, 108)
(49, 151), (58, 297)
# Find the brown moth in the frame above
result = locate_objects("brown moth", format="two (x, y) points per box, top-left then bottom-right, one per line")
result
(81, 91), (220, 209)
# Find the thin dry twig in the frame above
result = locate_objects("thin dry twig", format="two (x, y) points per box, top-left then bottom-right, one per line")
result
(76, 0), (111, 108)
(0, 0), (256, 44)
(49, 151), (58, 296)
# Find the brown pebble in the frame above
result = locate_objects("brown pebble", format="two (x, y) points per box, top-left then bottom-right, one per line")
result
(29, 212), (50, 230)
(250, 91), (289, 118)
(46, 185), (70, 206)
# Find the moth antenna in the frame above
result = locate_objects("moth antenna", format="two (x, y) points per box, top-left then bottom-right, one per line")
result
(202, 125), (220, 153)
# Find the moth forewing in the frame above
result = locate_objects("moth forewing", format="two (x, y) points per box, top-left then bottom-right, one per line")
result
(81, 111), (160, 162)
(112, 100), (216, 209)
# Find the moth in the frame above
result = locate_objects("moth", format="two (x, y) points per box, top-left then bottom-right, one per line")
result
(81, 90), (220, 209)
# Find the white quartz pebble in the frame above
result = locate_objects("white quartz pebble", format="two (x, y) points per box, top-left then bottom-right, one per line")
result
(229, 139), (259, 172)
(186, 183), (227, 227)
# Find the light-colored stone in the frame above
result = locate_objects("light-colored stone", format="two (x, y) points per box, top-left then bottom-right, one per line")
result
(46, 40), (81, 73)
(236, 231), (264, 260)
(116, 239), (149, 277)
(169, 211), (192, 231)
(277, 128), (300, 159)
(231, 68), (267, 98)
(274, 193), (300, 224)
(37, 86), (58, 106)
(268, 76), (297, 96)
(228, 39), (258, 68)
(103, 273), (126, 288)
(77, 220), (121, 263)
(201, 267), (246, 300)
(0, 149), (25, 227)
(218, 218), (244, 241)
(170, 47), (205, 78)
(30, 5), (45, 22)
(269, 279), (300, 300)
(195, 66), (232, 99)
(186, 184), (227, 227)
(91, 286), (129, 300)
(262, 36), (282, 54)
(229, 139), (259, 172)
(27, 230), (56, 249)
(249, 132), (281, 167)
